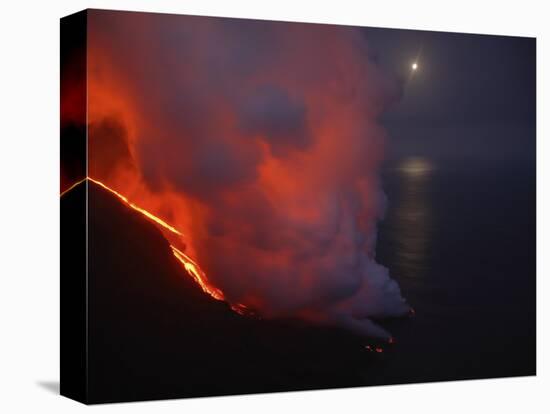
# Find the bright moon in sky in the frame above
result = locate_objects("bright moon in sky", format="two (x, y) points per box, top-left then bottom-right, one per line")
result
(412, 62), (418, 71)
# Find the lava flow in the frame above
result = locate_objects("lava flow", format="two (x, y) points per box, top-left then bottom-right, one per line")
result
(170, 245), (224, 301)
(87, 177), (182, 236)
(61, 177), (245, 313)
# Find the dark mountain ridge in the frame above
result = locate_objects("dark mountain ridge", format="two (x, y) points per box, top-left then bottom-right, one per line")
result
(62, 181), (375, 403)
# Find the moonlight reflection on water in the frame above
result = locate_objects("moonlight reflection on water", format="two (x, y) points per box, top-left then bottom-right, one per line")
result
(388, 157), (434, 280)
(398, 157), (433, 177)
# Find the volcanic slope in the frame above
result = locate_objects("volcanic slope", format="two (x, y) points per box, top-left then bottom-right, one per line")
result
(62, 180), (374, 403)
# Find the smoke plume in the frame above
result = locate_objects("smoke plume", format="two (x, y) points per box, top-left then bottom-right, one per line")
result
(85, 10), (409, 338)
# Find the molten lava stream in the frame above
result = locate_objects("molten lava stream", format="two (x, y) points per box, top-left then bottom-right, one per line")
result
(170, 245), (225, 301)
(87, 177), (182, 236)
(170, 245), (249, 315)
(61, 177), (247, 314)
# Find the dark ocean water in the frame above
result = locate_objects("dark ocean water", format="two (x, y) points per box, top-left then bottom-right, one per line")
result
(370, 158), (536, 384)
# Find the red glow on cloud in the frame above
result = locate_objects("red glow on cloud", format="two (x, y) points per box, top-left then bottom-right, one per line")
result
(62, 10), (410, 338)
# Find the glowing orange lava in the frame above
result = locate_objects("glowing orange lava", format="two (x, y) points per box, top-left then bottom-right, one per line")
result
(60, 177), (87, 197)
(87, 177), (182, 236)
(170, 245), (225, 301)
(61, 177), (248, 314)
(170, 246), (250, 315)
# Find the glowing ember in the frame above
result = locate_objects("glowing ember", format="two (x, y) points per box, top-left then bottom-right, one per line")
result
(365, 344), (385, 353)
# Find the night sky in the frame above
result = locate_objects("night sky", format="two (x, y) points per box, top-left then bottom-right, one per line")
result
(362, 27), (536, 163)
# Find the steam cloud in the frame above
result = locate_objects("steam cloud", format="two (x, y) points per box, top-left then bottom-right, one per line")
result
(86, 11), (410, 338)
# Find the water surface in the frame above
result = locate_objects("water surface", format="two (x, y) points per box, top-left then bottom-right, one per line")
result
(371, 158), (536, 384)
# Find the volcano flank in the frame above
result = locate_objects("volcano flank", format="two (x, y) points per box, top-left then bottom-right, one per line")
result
(61, 180), (382, 403)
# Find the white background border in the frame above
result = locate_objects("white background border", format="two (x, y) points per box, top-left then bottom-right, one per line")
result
(0, 0), (546, 412)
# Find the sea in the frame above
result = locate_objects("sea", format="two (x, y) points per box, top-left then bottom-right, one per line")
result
(369, 157), (536, 384)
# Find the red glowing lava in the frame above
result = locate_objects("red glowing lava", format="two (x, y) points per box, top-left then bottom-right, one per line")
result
(61, 177), (247, 314)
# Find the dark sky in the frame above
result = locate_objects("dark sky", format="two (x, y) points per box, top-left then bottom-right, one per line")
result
(361, 27), (536, 164)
